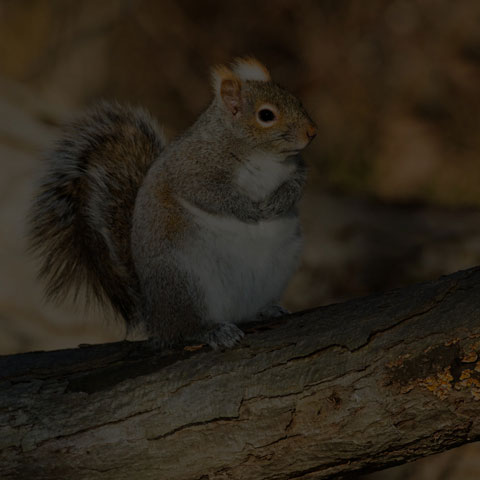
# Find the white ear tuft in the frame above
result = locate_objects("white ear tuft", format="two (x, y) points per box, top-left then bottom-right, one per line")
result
(232, 57), (271, 82)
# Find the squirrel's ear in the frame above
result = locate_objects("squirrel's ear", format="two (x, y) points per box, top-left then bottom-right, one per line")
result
(211, 65), (242, 116)
(232, 57), (271, 82)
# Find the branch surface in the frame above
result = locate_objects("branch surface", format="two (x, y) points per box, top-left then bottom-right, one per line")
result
(2, 268), (480, 479)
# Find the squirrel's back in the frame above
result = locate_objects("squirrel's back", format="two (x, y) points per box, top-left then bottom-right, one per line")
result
(29, 102), (165, 326)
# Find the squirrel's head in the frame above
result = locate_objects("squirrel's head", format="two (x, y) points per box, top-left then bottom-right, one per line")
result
(211, 57), (317, 158)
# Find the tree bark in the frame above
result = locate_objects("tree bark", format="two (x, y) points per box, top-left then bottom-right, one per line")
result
(2, 268), (480, 480)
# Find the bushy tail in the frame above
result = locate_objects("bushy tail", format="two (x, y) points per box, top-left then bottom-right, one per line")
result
(28, 101), (165, 326)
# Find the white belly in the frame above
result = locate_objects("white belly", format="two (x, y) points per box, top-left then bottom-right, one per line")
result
(177, 199), (302, 325)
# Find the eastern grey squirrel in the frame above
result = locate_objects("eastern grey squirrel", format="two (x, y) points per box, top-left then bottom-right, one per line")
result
(29, 57), (317, 349)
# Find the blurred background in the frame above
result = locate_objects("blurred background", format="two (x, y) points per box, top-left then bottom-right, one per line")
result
(1, 0), (480, 478)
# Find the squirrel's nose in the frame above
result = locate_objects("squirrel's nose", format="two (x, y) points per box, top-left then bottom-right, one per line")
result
(306, 124), (317, 142)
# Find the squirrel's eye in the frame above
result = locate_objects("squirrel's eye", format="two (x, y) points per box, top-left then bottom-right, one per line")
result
(258, 109), (276, 123)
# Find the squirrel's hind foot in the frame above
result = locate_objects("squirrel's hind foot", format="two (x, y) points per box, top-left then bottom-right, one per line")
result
(195, 323), (245, 350)
(147, 323), (245, 352)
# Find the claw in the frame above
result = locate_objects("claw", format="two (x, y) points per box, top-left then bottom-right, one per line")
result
(200, 323), (245, 350)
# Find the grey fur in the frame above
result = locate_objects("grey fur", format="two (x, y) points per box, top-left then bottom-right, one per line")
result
(28, 101), (165, 327)
(29, 61), (316, 349)
(132, 81), (315, 347)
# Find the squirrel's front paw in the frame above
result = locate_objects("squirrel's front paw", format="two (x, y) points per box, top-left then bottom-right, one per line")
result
(200, 323), (245, 350)
(257, 304), (290, 320)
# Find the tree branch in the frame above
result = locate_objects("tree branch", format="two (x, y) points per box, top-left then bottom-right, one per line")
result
(2, 267), (480, 479)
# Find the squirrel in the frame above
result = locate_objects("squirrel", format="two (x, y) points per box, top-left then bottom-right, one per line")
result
(28, 57), (317, 349)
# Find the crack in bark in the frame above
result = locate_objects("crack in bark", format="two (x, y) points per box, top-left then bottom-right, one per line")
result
(253, 344), (350, 376)
(170, 370), (231, 395)
(252, 433), (302, 452)
(148, 415), (242, 441)
(33, 405), (161, 450)
(350, 282), (460, 354)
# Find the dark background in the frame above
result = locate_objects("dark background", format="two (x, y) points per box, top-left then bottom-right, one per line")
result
(1, 1), (479, 477)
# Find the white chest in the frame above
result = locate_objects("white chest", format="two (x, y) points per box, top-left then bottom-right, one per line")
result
(177, 199), (301, 324)
(235, 152), (295, 201)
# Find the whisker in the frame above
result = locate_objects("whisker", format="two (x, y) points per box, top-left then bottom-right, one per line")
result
(253, 130), (295, 149)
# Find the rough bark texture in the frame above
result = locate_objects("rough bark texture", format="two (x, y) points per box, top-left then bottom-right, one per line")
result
(2, 268), (480, 480)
